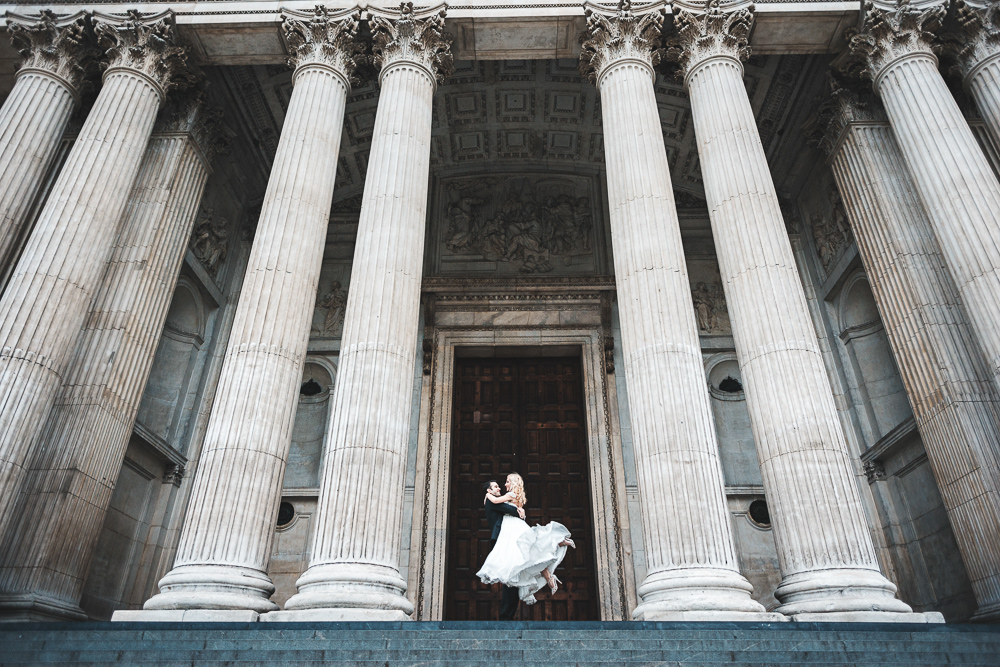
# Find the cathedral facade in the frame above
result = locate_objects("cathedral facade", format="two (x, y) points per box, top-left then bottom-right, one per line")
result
(0, 0), (998, 625)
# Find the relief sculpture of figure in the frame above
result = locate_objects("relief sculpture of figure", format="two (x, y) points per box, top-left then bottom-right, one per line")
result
(190, 208), (230, 277)
(692, 282), (716, 333)
(446, 197), (481, 252)
(312, 281), (348, 337)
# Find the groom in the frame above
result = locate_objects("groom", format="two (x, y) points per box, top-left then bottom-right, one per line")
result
(484, 477), (525, 620)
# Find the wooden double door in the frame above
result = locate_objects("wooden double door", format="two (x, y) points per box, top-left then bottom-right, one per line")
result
(444, 357), (599, 621)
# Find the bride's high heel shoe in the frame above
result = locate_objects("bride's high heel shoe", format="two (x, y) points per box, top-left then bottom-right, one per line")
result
(547, 574), (561, 595)
(560, 538), (575, 549)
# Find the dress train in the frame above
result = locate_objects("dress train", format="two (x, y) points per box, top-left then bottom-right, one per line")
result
(476, 514), (571, 604)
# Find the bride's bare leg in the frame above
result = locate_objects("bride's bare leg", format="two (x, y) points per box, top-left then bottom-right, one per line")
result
(559, 537), (575, 548)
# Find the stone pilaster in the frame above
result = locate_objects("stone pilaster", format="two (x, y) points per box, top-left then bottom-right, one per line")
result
(947, 0), (1000, 149)
(139, 6), (362, 618)
(0, 93), (225, 622)
(0, 10), (188, 546)
(818, 79), (1000, 621)
(670, 2), (919, 621)
(0, 11), (94, 271)
(281, 2), (452, 620)
(578, 0), (770, 621)
(851, 0), (1000, 402)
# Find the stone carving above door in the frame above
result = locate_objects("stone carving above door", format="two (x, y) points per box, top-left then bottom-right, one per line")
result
(435, 174), (600, 275)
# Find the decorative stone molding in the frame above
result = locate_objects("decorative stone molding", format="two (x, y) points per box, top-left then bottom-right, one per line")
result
(280, 5), (364, 84)
(6, 9), (96, 100)
(811, 74), (887, 157)
(156, 90), (230, 166)
(848, 0), (944, 84)
(92, 10), (191, 99)
(664, 0), (754, 81)
(863, 460), (886, 484)
(369, 2), (453, 85)
(578, 0), (667, 85)
(164, 463), (186, 487)
(945, 0), (1000, 82)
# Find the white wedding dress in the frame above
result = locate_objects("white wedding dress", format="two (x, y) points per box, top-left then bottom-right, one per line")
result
(476, 514), (571, 604)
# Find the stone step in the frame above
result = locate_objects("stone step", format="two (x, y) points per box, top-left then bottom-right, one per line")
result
(10, 637), (1000, 652)
(4, 621), (999, 666)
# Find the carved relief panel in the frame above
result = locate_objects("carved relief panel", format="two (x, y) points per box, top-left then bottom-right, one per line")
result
(431, 172), (606, 275)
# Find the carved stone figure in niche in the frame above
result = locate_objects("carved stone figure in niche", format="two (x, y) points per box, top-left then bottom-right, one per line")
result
(692, 281), (728, 333)
(312, 281), (348, 337)
(442, 176), (593, 273)
(190, 207), (229, 277)
(811, 186), (853, 273)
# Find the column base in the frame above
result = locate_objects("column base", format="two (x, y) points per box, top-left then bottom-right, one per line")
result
(632, 567), (768, 621)
(0, 593), (88, 622)
(638, 610), (788, 622)
(262, 609), (411, 622)
(142, 564), (278, 614)
(774, 568), (914, 618)
(283, 562), (414, 617)
(788, 611), (944, 623)
(112, 609), (261, 622)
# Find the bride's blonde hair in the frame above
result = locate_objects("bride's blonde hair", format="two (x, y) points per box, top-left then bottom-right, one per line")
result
(507, 473), (526, 508)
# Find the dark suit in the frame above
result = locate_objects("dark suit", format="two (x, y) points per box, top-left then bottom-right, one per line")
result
(484, 498), (521, 620)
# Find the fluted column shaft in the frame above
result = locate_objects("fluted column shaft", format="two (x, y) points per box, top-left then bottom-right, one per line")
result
(283, 59), (432, 620)
(676, 8), (913, 616)
(966, 55), (1000, 150)
(0, 101), (220, 621)
(0, 11), (90, 271)
(144, 65), (349, 614)
(876, 54), (1000, 395)
(830, 117), (1000, 619)
(0, 56), (173, 543)
(852, 0), (1000, 399)
(579, 3), (766, 621)
(0, 71), (78, 270)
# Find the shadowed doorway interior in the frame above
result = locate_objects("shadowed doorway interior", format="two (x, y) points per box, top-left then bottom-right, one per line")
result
(444, 356), (599, 620)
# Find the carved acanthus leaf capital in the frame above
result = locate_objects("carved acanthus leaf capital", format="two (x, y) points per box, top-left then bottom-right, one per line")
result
(370, 2), (454, 85)
(6, 10), (97, 97)
(281, 5), (364, 85)
(93, 10), (191, 98)
(943, 0), (1000, 81)
(664, 0), (754, 80)
(579, 1), (667, 85)
(811, 73), (887, 156)
(848, 0), (944, 83)
(156, 89), (230, 164)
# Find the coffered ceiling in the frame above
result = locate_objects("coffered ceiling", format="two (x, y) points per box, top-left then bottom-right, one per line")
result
(210, 52), (830, 217)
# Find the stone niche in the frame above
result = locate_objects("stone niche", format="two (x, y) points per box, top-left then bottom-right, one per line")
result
(430, 172), (606, 276)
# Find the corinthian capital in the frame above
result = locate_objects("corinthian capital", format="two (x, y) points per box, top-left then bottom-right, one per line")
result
(93, 10), (191, 99)
(281, 5), (364, 85)
(369, 2), (453, 85)
(664, 0), (754, 80)
(944, 0), (1000, 81)
(811, 74), (887, 156)
(5, 10), (97, 98)
(156, 89), (230, 165)
(848, 0), (944, 82)
(579, 1), (666, 85)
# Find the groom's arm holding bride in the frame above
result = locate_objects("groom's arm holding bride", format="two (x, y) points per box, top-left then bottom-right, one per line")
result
(486, 491), (525, 519)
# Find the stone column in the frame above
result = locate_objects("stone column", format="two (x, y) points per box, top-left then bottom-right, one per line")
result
(850, 1), (1000, 399)
(138, 7), (362, 619)
(949, 0), (1000, 151)
(280, 3), (451, 620)
(0, 94), (226, 622)
(0, 11), (94, 272)
(0, 10), (187, 544)
(578, 1), (771, 621)
(670, 3), (924, 621)
(817, 81), (1000, 621)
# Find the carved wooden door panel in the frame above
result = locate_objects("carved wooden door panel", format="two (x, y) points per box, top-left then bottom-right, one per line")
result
(444, 357), (600, 621)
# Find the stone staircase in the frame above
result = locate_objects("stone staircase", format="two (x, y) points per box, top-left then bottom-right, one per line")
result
(3, 620), (1000, 665)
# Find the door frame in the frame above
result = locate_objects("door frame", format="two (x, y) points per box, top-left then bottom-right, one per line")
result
(407, 325), (636, 620)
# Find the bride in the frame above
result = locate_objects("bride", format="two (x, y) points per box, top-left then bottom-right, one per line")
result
(476, 473), (576, 604)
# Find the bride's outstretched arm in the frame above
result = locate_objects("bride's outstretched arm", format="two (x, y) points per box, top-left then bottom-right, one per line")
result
(485, 492), (515, 504)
